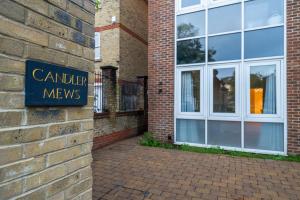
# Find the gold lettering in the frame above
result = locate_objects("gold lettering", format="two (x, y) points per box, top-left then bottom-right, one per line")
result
(55, 73), (63, 84)
(83, 77), (87, 87)
(64, 89), (74, 99)
(43, 88), (55, 99)
(32, 68), (44, 81)
(56, 88), (63, 99)
(74, 89), (80, 99)
(64, 74), (72, 84)
(44, 72), (55, 83)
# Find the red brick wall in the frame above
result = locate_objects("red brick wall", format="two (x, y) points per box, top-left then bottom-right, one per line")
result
(148, 0), (175, 142)
(287, 0), (300, 154)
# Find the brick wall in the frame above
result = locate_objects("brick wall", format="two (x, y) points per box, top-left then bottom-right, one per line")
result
(287, 0), (300, 154)
(0, 0), (95, 199)
(148, 0), (175, 142)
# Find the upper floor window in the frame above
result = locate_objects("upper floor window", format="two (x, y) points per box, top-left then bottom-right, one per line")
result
(181, 0), (201, 8)
(95, 32), (101, 60)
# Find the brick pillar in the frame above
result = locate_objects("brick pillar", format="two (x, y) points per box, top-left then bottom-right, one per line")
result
(101, 66), (118, 114)
(148, 0), (175, 142)
(287, 0), (300, 154)
(0, 0), (95, 199)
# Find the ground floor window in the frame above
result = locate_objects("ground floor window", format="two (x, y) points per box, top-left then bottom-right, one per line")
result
(175, 60), (285, 154)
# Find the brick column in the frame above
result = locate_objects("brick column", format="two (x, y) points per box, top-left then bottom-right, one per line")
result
(0, 0), (95, 199)
(148, 0), (175, 142)
(287, 0), (300, 154)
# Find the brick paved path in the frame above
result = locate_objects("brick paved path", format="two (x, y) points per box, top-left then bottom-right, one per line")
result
(92, 137), (300, 200)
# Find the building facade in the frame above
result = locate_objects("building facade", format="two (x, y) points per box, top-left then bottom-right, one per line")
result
(0, 0), (95, 199)
(149, 0), (300, 155)
(93, 0), (148, 149)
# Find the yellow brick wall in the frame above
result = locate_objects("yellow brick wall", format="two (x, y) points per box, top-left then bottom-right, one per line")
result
(0, 0), (95, 199)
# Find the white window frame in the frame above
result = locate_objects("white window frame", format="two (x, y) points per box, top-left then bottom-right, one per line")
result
(176, 66), (205, 118)
(177, 0), (205, 14)
(174, 0), (287, 155)
(95, 32), (101, 60)
(244, 60), (283, 122)
(209, 63), (240, 119)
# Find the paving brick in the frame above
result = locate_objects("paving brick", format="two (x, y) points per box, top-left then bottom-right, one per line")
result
(92, 137), (300, 200)
(0, 16), (48, 46)
(0, 0), (25, 23)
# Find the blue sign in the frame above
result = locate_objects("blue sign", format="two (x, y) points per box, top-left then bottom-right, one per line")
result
(25, 60), (88, 106)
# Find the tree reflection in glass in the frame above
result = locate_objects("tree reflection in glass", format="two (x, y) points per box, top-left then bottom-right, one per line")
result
(213, 68), (235, 113)
(177, 11), (205, 39)
(177, 38), (205, 64)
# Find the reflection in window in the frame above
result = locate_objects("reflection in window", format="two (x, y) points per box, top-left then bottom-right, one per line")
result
(250, 65), (276, 114)
(208, 121), (241, 147)
(245, 0), (284, 29)
(245, 122), (283, 151)
(177, 38), (205, 64)
(208, 3), (241, 34)
(181, 71), (200, 112)
(213, 68), (235, 113)
(208, 33), (241, 62)
(182, 0), (201, 8)
(245, 27), (284, 59)
(177, 119), (205, 144)
(177, 11), (205, 39)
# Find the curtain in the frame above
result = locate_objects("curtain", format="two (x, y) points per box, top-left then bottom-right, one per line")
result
(177, 119), (204, 144)
(258, 123), (283, 151)
(181, 72), (195, 112)
(263, 73), (276, 114)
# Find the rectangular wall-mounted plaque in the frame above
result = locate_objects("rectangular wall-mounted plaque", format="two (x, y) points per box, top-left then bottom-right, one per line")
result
(25, 60), (88, 106)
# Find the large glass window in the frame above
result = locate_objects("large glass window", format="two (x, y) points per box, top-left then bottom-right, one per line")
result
(181, 0), (201, 8)
(245, 0), (284, 29)
(249, 64), (277, 115)
(181, 70), (201, 112)
(175, 0), (285, 154)
(212, 67), (236, 113)
(208, 33), (241, 62)
(208, 3), (241, 34)
(244, 122), (284, 151)
(177, 11), (205, 39)
(208, 121), (241, 147)
(176, 119), (205, 144)
(177, 38), (206, 64)
(245, 27), (284, 59)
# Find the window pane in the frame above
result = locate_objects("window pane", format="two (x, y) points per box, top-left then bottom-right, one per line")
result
(176, 119), (205, 144)
(250, 65), (276, 114)
(182, 0), (201, 8)
(181, 70), (200, 112)
(245, 27), (284, 59)
(213, 68), (235, 113)
(177, 11), (205, 39)
(95, 47), (100, 59)
(208, 121), (241, 147)
(245, 0), (284, 29)
(95, 32), (100, 47)
(208, 33), (241, 62)
(208, 3), (241, 34)
(245, 122), (283, 151)
(177, 38), (205, 64)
